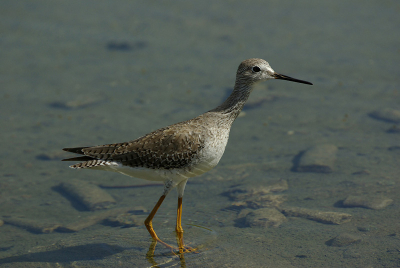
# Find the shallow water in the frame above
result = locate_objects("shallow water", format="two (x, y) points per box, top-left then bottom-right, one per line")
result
(1, 0), (399, 267)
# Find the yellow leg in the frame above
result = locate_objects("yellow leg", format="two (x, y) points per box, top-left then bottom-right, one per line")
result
(144, 195), (165, 241)
(176, 197), (184, 233)
(144, 194), (197, 255)
(144, 195), (177, 251)
(176, 197), (184, 253)
(175, 197), (199, 254)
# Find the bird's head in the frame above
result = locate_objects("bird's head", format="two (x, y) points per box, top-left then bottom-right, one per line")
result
(236, 58), (312, 85)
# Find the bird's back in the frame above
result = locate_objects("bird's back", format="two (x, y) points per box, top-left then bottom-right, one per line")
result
(63, 112), (231, 180)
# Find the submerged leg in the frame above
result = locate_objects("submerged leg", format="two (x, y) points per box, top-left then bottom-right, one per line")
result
(144, 195), (166, 242)
(176, 196), (186, 254)
(176, 196), (184, 233)
(144, 180), (176, 251)
(175, 179), (188, 234)
(175, 179), (197, 254)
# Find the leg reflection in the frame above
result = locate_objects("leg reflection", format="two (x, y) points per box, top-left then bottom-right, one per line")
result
(145, 239), (187, 268)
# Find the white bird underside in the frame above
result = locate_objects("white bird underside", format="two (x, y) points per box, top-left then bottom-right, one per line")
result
(69, 156), (218, 184)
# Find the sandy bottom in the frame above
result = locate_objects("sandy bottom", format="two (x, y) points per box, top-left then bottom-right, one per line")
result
(0, 0), (399, 267)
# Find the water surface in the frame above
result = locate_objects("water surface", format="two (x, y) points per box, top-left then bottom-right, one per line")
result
(1, 0), (399, 267)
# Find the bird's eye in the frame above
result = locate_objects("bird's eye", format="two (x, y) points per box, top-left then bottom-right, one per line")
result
(252, 66), (261, 72)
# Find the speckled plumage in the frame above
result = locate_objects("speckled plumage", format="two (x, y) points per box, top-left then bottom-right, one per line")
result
(63, 58), (312, 188)
(62, 58), (312, 250)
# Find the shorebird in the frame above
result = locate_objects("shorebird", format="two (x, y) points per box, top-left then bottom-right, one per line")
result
(62, 58), (312, 253)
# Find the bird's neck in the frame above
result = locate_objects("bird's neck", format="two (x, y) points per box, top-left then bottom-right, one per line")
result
(209, 79), (254, 122)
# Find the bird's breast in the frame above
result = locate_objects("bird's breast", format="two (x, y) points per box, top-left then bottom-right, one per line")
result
(188, 126), (230, 176)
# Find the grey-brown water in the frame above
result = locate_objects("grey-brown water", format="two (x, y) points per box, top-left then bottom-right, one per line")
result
(1, 1), (399, 267)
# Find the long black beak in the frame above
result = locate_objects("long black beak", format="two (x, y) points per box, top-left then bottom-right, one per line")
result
(273, 73), (313, 85)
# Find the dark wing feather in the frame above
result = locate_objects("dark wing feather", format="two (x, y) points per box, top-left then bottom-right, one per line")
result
(111, 126), (204, 169)
(79, 142), (130, 160)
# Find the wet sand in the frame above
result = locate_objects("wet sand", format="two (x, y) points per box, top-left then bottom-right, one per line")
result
(0, 0), (399, 267)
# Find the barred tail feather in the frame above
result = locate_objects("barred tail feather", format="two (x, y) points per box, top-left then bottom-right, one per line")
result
(70, 159), (118, 169)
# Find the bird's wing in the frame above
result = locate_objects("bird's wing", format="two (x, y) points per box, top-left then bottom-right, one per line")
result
(80, 123), (205, 169)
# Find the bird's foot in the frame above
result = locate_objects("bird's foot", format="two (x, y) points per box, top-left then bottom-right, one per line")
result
(178, 244), (199, 254)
